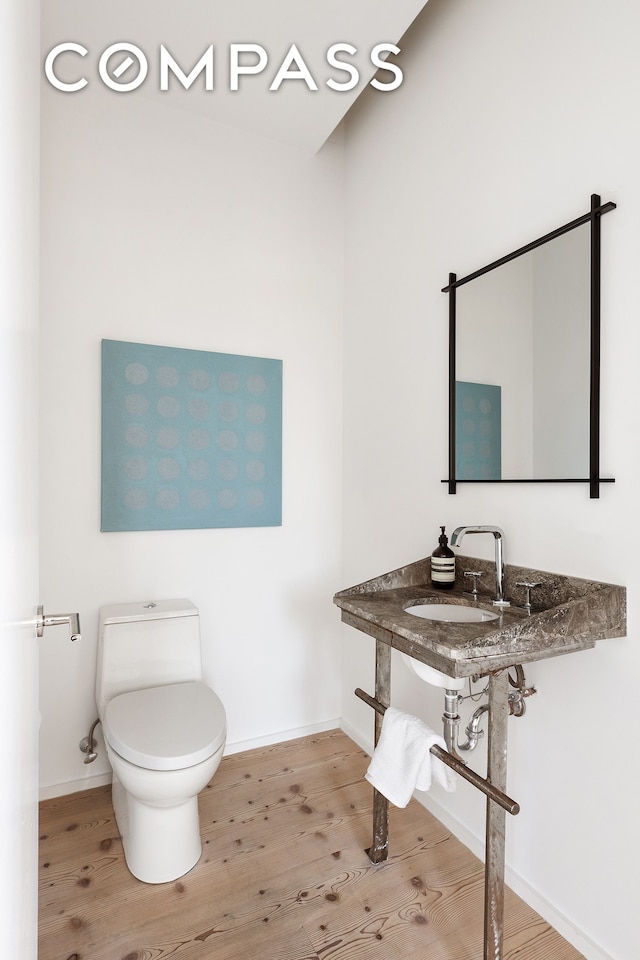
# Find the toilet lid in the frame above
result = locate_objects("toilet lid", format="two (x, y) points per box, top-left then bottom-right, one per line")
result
(104, 681), (226, 771)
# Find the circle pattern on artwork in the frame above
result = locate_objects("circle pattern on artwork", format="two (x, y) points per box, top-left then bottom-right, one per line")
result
(246, 431), (265, 453)
(125, 456), (148, 480)
(157, 426), (180, 449)
(188, 369), (210, 390)
(125, 424), (148, 447)
(157, 396), (180, 418)
(157, 488), (179, 510)
(217, 459), (238, 481)
(157, 366), (180, 388)
(125, 363), (148, 385)
(189, 488), (209, 510)
(217, 488), (238, 509)
(188, 428), (210, 450)
(247, 403), (266, 424)
(217, 430), (238, 451)
(125, 394), (149, 416)
(125, 488), (148, 509)
(218, 400), (238, 422)
(188, 397), (210, 420)
(219, 372), (240, 393)
(188, 459), (210, 482)
(246, 488), (265, 509)
(246, 460), (266, 482)
(157, 457), (180, 480)
(247, 374), (266, 396)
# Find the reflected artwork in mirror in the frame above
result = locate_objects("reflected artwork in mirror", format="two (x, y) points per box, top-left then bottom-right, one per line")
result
(443, 194), (616, 498)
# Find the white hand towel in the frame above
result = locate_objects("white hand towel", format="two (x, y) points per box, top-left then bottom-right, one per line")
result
(365, 707), (455, 808)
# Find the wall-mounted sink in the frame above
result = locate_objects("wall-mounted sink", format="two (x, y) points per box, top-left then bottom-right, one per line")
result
(334, 554), (626, 679)
(406, 602), (499, 624)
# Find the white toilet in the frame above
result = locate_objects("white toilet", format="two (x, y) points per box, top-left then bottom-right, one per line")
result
(96, 599), (227, 884)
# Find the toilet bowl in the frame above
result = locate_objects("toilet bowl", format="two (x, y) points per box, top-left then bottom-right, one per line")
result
(103, 681), (226, 883)
(96, 600), (227, 884)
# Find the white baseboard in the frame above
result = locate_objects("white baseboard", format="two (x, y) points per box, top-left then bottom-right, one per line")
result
(39, 771), (112, 801)
(223, 717), (341, 756)
(339, 716), (372, 756)
(338, 719), (613, 960)
(38, 718), (342, 802)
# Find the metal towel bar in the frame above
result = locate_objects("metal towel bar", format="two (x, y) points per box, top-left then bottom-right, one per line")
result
(355, 687), (520, 816)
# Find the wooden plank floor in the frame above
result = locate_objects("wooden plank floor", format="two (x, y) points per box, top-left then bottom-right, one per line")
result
(38, 729), (584, 960)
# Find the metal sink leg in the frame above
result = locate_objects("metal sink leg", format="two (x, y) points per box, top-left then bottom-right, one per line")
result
(484, 669), (510, 960)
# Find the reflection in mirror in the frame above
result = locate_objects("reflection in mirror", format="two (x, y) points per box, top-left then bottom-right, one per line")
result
(456, 225), (590, 480)
(445, 194), (616, 497)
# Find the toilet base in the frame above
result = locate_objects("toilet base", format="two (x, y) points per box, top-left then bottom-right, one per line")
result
(112, 771), (202, 884)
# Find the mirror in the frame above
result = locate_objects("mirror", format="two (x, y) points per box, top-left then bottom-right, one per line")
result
(444, 194), (616, 498)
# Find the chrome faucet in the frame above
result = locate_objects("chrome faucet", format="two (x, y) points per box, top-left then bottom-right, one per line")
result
(450, 525), (510, 607)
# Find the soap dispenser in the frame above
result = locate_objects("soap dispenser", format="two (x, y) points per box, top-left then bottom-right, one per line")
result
(431, 526), (455, 590)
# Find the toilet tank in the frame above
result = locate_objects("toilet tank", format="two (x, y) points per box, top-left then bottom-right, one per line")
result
(96, 599), (203, 717)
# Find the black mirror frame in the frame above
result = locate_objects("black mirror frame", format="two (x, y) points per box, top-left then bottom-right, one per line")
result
(443, 194), (616, 499)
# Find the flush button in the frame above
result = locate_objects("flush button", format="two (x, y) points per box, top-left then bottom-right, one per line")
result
(143, 602), (157, 609)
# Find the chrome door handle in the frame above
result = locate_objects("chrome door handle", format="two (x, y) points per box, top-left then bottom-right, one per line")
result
(36, 605), (81, 642)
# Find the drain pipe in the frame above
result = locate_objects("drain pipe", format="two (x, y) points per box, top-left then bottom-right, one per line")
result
(453, 666), (537, 753)
(442, 688), (466, 762)
(79, 718), (101, 763)
(458, 702), (489, 752)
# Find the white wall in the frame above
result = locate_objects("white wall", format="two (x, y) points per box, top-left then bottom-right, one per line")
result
(1, 0), (40, 953)
(39, 82), (345, 793)
(341, 1), (639, 959)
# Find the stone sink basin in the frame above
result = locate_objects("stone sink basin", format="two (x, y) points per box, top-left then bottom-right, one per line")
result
(334, 555), (626, 681)
(406, 602), (499, 623)
(400, 651), (466, 689)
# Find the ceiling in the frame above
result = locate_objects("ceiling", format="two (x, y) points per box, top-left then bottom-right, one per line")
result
(42, 0), (430, 153)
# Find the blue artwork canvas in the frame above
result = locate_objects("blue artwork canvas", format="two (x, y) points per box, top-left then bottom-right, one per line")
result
(455, 380), (502, 480)
(101, 339), (282, 531)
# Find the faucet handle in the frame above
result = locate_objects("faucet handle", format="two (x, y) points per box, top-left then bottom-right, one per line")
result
(515, 581), (541, 612)
(463, 570), (483, 598)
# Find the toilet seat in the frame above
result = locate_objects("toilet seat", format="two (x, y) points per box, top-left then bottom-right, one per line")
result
(104, 681), (226, 771)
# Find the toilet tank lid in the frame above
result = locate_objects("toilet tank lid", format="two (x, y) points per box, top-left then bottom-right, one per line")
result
(99, 599), (198, 625)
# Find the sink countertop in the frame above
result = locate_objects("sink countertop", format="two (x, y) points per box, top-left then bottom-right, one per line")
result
(334, 556), (626, 679)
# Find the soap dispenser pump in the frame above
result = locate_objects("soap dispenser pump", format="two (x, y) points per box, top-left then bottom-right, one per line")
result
(431, 526), (455, 590)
